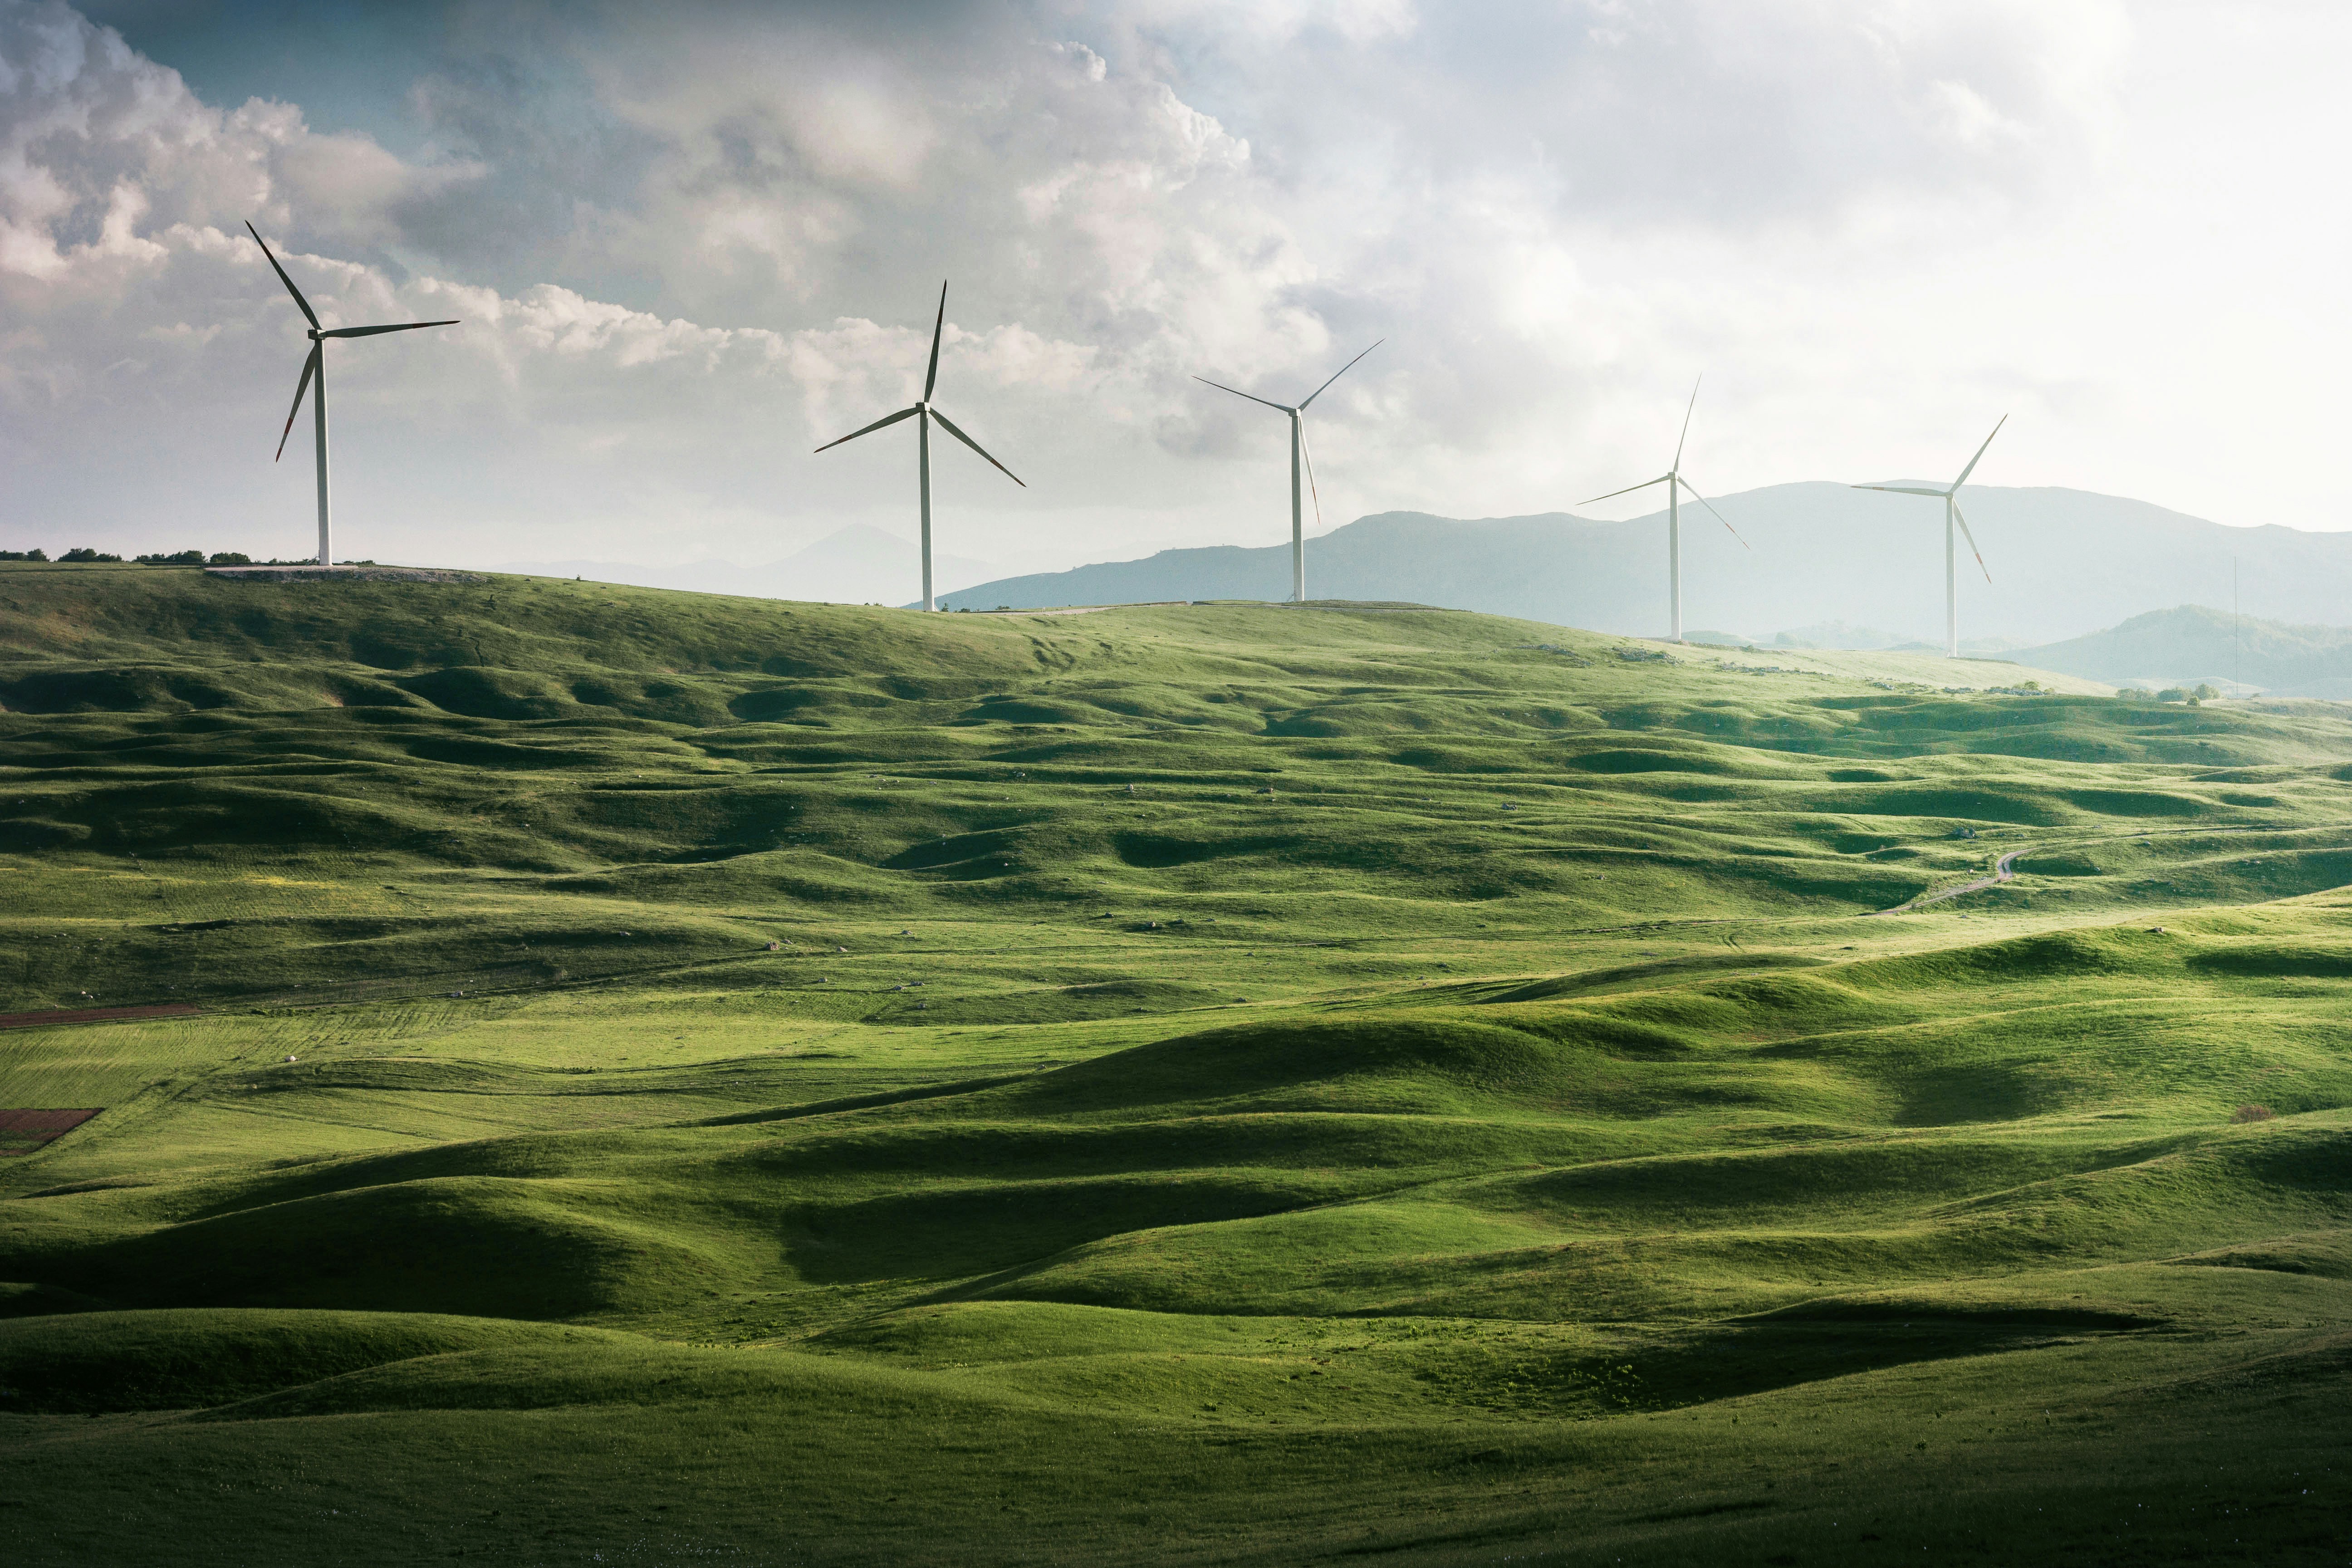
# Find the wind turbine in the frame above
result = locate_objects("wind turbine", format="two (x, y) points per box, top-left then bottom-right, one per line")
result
(1853, 416), (2004, 657)
(245, 222), (459, 568)
(1196, 342), (1381, 603)
(814, 282), (1025, 611)
(1581, 378), (1748, 642)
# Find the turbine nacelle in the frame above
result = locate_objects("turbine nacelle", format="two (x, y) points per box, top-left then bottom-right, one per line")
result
(1849, 414), (2005, 590)
(1193, 341), (1383, 603)
(812, 282), (1025, 611)
(1578, 377), (1748, 643)
(1850, 415), (2008, 656)
(245, 220), (458, 564)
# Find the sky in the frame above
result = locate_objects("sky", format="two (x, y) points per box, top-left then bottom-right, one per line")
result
(3, 0), (2348, 586)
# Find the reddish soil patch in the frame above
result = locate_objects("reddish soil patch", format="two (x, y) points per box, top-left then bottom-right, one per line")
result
(0, 1003), (201, 1031)
(0, 1108), (102, 1155)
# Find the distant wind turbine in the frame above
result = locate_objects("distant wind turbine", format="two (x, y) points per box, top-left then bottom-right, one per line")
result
(245, 222), (459, 568)
(1581, 378), (1748, 643)
(1854, 416), (2004, 657)
(814, 282), (1025, 612)
(1196, 342), (1381, 603)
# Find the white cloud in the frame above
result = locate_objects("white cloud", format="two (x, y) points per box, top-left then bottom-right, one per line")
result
(3, 0), (2349, 585)
(0, 1), (484, 282)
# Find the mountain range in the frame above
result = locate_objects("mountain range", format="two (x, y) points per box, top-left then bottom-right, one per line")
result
(936, 482), (2337, 647)
(2005, 605), (2352, 699)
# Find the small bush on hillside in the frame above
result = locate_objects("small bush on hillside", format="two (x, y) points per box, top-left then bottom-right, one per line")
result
(2231, 1104), (2275, 1123)
(2194, 684), (2220, 700)
(59, 548), (122, 562)
(135, 549), (208, 565)
(2156, 687), (2190, 702)
(2115, 686), (2151, 699)
(0, 548), (46, 561)
(208, 552), (252, 564)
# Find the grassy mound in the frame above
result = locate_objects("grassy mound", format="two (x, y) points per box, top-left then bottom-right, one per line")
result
(0, 1308), (610, 1412)
(7, 564), (2352, 1563)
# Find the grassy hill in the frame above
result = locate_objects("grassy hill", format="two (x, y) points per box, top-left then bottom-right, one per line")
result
(6, 560), (2352, 1564)
(2015, 603), (2352, 697)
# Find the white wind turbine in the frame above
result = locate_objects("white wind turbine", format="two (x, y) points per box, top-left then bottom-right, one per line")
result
(814, 282), (1025, 611)
(1581, 378), (1748, 643)
(246, 222), (459, 567)
(1196, 342), (1381, 603)
(1854, 416), (2004, 657)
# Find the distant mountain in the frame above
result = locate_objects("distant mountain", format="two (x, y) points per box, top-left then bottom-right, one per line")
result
(938, 483), (2351, 646)
(2010, 606), (2352, 698)
(497, 525), (995, 605)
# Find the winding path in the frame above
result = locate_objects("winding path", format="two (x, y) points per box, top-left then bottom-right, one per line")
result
(1875, 847), (2030, 916)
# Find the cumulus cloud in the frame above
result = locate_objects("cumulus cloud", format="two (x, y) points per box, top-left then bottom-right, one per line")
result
(9, 0), (2342, 577)
(0, 1), (483, 279)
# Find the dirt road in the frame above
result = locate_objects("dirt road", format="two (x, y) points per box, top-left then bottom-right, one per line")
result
(1875, 848), (2029, 916)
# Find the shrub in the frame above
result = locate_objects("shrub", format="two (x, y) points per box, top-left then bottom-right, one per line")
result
(208, 552), (252, 565)
(135, 549), (208, 565)
(2155, 687), (2189, 703)
(2115, 686), (2151, 700)
(2231, 1103), (2275, 1123)
(59, 548), (122, 563)
(0, 548), (47, 561)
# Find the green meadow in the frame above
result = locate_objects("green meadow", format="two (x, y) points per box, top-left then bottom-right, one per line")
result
(4, 560), (2352, 1563)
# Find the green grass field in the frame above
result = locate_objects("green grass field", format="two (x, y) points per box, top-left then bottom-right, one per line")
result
(4, 561), (2352, 1564)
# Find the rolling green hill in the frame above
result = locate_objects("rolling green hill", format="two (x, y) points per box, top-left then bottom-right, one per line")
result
(6, 560), (2352, 1565)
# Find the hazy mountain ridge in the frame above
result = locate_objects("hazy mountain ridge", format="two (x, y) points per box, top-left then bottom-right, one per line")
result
(938, 483), (2341, 646)
(2012, 605), (2352, 697)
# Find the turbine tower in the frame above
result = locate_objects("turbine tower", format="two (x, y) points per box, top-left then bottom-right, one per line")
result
(1195, 342), (1381, 603)
(1581, 378), (1747, 642)
(1854, 416), (2004, 657)
(245, 222), (459, 568)
(814, 282), (1025, 611)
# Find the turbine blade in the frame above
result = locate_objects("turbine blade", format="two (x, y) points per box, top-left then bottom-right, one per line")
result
(1581, 475), (1673, 506)
(318, 320), (460, 338)
(1676, 476), (1749, 550)
(1952, 499), (1992, 583)
(1952, 413), (2008, 490)
(1193, 375), (1294, 414)
(813, 405), (920, 453)
(274, 345), (320, 462)
(1299, 417), (1324, 533)
(1297, 339), (1382, 411)
(1852, 485), (1952, 497)
(929, 407), (1025, 487)
(1673, 375), (1700, 470)
(245, 220), (319, 329)
(923, 281), (947, 403)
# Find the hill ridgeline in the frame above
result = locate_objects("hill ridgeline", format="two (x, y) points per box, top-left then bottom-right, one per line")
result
(937, 483), (2341, 648)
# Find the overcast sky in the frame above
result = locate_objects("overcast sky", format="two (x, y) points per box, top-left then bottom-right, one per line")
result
(3, 0), (2347, 581)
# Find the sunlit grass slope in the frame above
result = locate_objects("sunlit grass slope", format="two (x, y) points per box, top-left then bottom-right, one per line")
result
(5, 561), (2352, 1564)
